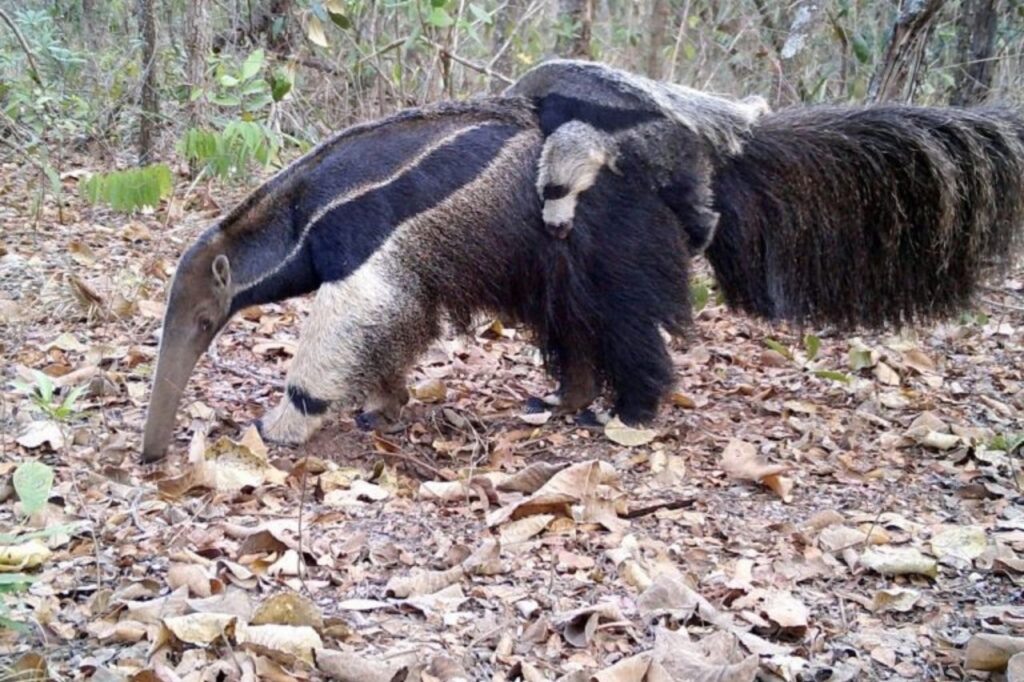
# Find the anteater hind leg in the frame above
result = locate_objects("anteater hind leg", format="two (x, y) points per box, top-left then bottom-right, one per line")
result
(604, 320), (674, 425)
(258, 269), (431, 445)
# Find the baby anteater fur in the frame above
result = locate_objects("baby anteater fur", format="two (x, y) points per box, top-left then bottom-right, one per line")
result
(143, 65), (1024, 460)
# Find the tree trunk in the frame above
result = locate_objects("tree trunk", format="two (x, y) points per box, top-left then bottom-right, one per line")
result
(490, 0), (527, 92)
(556, 0), (594, 59)
(950, 0), (1001, 105)
(868, 0), (946, 103)
(138, 0), (159, 165)
(185, 0), (211, 131)
(645, 0), (671, 78)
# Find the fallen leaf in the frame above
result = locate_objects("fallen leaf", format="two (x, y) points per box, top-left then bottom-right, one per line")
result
(605, 417), (658, 446)
(965, 633), (1024, 671)
(236, 623), (322, 664)
(931, 525), (987, 563)
(162, 612), (236, 645)
(16, 421), (65, 450)
(872, 588), (921, 613)
(860, 547), (937, 578)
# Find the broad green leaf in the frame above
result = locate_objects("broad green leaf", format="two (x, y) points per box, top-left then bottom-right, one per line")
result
(431, 0), (448, 7)
(813, 369), (851, 384)
(328, 11), (352, 29)
(764, 338), (793, 361)
(690, 281), (710, 313)
(219, 74), (240, 87)
(13, 461), (54, 516)
(848, 346), (874, 371)
(271, 71), (293, 102)
(240, 49), (265, 81)
(804, 334), (821, 361)
(852, 34), (871, 64)
(427, 7), (455, 27)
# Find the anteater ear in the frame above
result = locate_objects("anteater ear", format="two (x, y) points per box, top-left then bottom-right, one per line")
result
(212, 254), (232, 292)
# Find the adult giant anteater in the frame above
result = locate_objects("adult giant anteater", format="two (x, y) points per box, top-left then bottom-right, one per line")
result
(141, 64), (1024, 462)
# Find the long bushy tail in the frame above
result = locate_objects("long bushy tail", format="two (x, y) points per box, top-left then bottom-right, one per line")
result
(707, 105), (1024, 329)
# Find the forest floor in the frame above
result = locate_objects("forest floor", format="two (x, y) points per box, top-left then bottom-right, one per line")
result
(1, 157), (1023, 682)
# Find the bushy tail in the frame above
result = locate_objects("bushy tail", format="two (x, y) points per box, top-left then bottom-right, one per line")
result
(706, 105), (1024, 329)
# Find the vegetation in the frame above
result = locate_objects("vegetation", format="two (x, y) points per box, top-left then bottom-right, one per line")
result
(1, 0), (1021, 206)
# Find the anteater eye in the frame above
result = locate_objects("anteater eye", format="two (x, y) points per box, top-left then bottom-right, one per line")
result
(198, 317), (213, 333)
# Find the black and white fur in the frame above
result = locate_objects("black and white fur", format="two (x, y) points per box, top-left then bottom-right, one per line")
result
(144, 64), (1024, 460)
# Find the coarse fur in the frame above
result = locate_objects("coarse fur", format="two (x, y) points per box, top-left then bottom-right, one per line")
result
(144, 71), (1024, 461)
(708, 105), (1024, 328)
(511, 59), (768, 248)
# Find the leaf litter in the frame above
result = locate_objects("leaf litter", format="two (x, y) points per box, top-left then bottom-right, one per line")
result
(1, 159), (1024, 679)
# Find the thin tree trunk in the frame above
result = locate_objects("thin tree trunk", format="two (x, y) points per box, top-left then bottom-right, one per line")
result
(490, 0), (527, 92)
(645, 0), (671, 78)
(138, 0), (159, 165)
(185, 0), (211, 131)
(950, 0), (1001, 105)
(556, 0), (594, 59)
(868, 0), (946, 103)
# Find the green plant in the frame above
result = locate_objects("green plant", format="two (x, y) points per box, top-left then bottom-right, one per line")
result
(0, 573), (36, 633)
(80, 163), (174, 212)
(0, 461), (62, 634)
(11, 370), (87, 422)
(179, 121), (280, 181)
(988, 432), (1024, 454)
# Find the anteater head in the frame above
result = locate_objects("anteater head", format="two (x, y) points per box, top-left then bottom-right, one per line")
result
(142, 231), (236, 462)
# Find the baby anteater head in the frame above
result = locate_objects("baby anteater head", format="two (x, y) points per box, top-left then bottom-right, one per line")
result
(537, 121), (618, 239)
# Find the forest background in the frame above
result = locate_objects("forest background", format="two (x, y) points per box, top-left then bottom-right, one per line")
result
(1, 0), (1022, 194)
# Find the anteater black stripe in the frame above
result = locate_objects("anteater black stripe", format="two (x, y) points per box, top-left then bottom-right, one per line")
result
(310, 123), (523, 284)
(542, 183), (571, 200)
(535, 93), (662, 136)
(287, 385), (330, 416)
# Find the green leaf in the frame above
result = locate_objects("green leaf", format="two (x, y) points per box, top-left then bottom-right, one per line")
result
(13, 461), (54, 516)
(852, 34), (871, 64)
(240, 49), (265, 81)
(848, 347), (874, 371)
(427, 7), (455, 27)
(212, 94), (242, 107)
(219, 74), (240, 87)
(690, 281), (710, 313)
(764, 338), (793, 361)
(328, 11), (352, 29)
(813, 369), (851, 384)
(804, 334), (821, 361)
(271, 71), (293, 101)
(0, 573), (36, 589)
(431, 0), (448, 7)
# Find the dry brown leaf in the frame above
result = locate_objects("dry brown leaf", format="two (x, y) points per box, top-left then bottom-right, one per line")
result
(252, 591), (324, 629)
(125, 586), (189, 624)
(236, 623), (323, 664)
(9, 653), (48, 682)
(162, 612), (236, 645)
(654, 628), (759, 682)
(860, 547), (937, 577)
(965, 633), (1024, 671)
(591, 653), (657, 682)
(426, 655), (471, 682)
(1008, 652), (1024, 682)
(498, 514), (554, 545)
(763, 591), (809, 631)
(931, 525), (988, 563)
(410, 378), (447, 403)
(16, 421), (65, 450)
(316, 648), (417, 681)
(487, 460), (619, 526)
(386, 565), (464, 598)
(166, 563), (212, 598)
(721, 439), (793, 501)
(605, 417), (659, 446)
(871, 588), (921, 613)
(497, 461), (570, 494)
(554, 602), (628, 648)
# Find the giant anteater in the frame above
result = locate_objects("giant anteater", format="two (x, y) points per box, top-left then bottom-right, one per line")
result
(141, 63), (1024, 462)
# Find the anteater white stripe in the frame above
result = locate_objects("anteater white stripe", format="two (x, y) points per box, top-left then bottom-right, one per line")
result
(234, 122), (490, 295)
